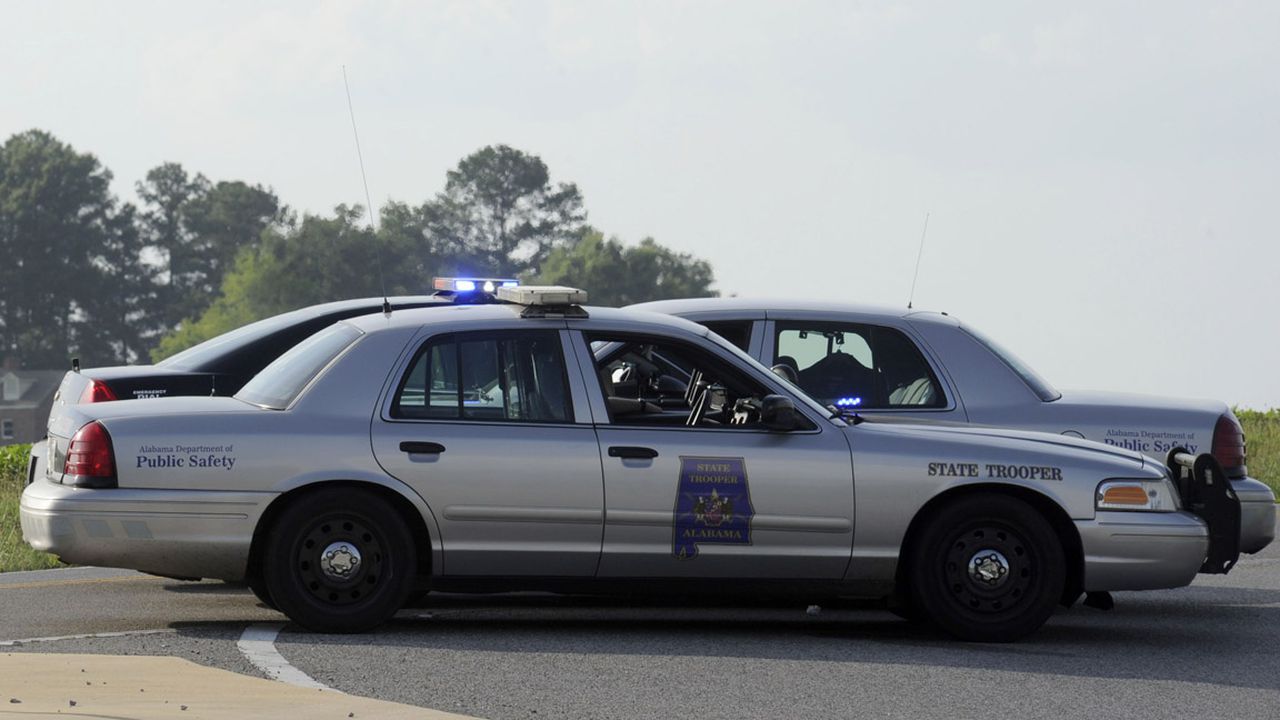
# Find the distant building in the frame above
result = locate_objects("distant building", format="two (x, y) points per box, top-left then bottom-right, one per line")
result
(1, 368), (63, 446)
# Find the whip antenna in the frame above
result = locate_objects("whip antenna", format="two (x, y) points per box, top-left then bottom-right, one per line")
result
(342, 65), (390, 314)
(907, 211), (930, 310)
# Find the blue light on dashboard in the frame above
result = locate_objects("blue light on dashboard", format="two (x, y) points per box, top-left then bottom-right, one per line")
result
(502, 281), (519, 288)
(454, 280), (477, 292)
(835, 396), (862, 407)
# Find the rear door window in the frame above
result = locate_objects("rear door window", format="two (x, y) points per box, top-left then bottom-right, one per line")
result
(774, 322), (945, 409)
(392, 331), (572, 423)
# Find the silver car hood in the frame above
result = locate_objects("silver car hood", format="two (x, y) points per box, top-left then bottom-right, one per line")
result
(857, 419), (1149, 469)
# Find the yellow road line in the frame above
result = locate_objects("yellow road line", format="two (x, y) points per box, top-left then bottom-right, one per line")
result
(0, 575), (157, 591)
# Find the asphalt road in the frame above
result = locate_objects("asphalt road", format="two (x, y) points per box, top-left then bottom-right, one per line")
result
(2, 518), (1279, 720)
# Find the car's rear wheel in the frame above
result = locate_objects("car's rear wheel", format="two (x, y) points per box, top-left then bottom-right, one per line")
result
(262, 488), (416, 633)
(908, 494), (1064, 642)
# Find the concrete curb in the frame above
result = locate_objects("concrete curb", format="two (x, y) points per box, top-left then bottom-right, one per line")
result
(0, 653), (479, 719)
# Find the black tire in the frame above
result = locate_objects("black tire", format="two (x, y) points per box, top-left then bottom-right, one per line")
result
(246, 572), (278, 611)
(907, 494), (1064, 642)
(262, 488), (417, 633)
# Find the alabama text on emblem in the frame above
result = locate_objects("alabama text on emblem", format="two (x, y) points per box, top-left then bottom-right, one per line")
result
(672, 456), (754, 559)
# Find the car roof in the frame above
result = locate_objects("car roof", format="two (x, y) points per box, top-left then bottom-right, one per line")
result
(343, 302), (714, 338)
(627, 297), (958, 325)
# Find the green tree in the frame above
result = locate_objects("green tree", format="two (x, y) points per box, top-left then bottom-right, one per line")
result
(423, 145), (585, 276)
(137, 165), (282, 330)
(151, 204), (431, 361)
(77, 203), (158, 363)
(182, 179), (284, 297)
(0, 130), (151, 367)
(532, 229), (717, 305)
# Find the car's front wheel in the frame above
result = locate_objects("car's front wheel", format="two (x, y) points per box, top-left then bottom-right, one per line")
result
(908, 493), (1064, 642)
(262, 488), (416, 633)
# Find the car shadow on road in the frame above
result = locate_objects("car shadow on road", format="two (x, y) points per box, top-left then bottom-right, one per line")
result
(235, 584), (1280, 693)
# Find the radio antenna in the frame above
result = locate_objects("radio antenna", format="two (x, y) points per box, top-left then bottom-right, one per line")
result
(907, 211), (930, 310)
(342, 65), (391, 315)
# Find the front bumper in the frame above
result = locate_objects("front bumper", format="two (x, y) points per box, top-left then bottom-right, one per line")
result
(1076, 511), (1209, 591)
(1233, 476), (1276, 554)
(20, 477), (276, 582)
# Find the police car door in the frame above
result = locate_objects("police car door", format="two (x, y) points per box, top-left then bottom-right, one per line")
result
(573, 330), (855, 579)
(372, 327), (603, 577)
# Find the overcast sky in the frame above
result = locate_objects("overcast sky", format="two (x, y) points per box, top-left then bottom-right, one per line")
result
(3, 1), (1277, 407)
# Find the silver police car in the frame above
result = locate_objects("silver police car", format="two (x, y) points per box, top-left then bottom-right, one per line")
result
(631, 297), (1275, 555)
(20, 285), (1240, 641)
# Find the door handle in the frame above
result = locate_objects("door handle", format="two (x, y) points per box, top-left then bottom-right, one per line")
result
(400, 441), (446, 454)
(608, 446), (659, 460)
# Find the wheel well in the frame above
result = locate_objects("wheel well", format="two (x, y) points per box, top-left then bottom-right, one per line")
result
(894, 483), (1084, 607)
(246, 481), (433, 587)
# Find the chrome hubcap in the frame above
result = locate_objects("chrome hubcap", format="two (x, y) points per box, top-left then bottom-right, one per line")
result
(968, 550), (1010, 587)
(319, 542), (362, 581)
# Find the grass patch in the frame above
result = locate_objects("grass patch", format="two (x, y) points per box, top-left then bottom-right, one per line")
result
(0, 443), (61, 572)
(1238, 409), (1280, 499)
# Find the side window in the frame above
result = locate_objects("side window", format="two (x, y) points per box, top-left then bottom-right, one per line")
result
(392, 331), (572, 423)
(588, 332), (812, 430)
(774, 323), (945, 409)
(701, 321), (752, 352)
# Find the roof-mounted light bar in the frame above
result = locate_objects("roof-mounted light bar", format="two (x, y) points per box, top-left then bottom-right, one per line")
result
(432, 277), (519, 294)
(496, 285), (590, 318)
(496, 285), (588, 306)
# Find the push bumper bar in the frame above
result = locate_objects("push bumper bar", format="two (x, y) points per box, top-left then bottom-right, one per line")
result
(1167, 448), (1241, 574)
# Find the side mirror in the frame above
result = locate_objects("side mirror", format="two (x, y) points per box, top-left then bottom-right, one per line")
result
(760, 394), (803, 432)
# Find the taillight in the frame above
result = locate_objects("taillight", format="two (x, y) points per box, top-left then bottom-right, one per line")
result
(63, 421), (117, 488)
(1211, 412), (1247, 477)
(78, 380), (118, 403)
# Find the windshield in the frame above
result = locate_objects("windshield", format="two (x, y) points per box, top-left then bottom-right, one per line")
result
(961, 324), (1061, 402)
(235, 324), (363, 409)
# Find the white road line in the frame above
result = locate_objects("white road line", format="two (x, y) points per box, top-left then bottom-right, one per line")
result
(236, 622), (337, 692)
(0, 628), (174, 646)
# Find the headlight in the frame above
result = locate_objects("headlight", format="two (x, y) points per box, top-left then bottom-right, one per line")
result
(1096, 478), (1181, 512)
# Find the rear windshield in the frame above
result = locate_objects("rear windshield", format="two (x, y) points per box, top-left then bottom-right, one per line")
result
(235, 324), (363, 409)
(158, 312), (306, 371)
(961, 325), (1061, 402)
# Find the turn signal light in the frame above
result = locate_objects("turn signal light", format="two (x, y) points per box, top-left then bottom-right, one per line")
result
(1100, 485), (1150, 506)
(1096, 479), (1179, 512)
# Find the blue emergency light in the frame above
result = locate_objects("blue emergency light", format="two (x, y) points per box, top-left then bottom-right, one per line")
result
(835, 396), (863, 407)
(433, 277), (520, 294)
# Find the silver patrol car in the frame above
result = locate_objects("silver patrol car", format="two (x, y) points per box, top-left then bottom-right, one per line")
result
(20, 285), (1242, 641)
(630, 297), (1275, 556)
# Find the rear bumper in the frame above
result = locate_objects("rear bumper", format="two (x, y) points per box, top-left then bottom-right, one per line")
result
(1233, 477), (1276, 554)
(1076, 511), (1208, 591)
(20, 477), (276, 582)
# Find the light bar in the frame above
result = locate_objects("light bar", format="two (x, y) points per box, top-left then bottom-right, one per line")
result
(432, 277), (519, 293)
(496, 285), (588, 306)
